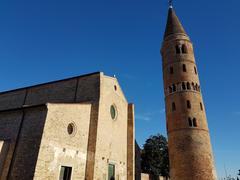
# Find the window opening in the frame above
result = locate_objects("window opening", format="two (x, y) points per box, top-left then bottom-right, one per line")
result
(172, 102), (176, 111)
(183, 64), (187, 72)
(59, 166), (72, 180)
(188, 118), (193, 127)
(200, 102), (203, 110)
(193, 118), (197, 127)
(194, 67), (197, 74)
(172, 84), (176, 92)
(187, 82), (191, 90)
(187, 100), (191, 109)
(176, 45), (181, 54)
(170, 66), (174, 74)
(182, 82), (186, 90)
(108, 164), (115, 180)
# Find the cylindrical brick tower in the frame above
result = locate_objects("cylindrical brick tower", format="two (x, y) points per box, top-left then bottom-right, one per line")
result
(160, 6), (217, 180)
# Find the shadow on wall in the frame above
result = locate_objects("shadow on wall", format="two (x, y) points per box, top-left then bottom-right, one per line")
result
(135, 141), (141, 180)
(10, 107), (48, 179)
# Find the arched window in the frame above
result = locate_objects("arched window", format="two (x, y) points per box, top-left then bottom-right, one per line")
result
(182, 82), (186, 90)
(188, 118), (193, 127)
(187, 82), (191, 90)
(195, 84), (198, 91)
(182, 64), (187, 72)
(200, 102), (203, 111)
(182, 44), (188, 54)
(176, 45), (181, 54)
(169, 86), (172, 93)
(192, 82), (195, 90)
(194, 66), (197, 74)
(170, 66), (174, 74)
(172, 84), (176, 92)
(172, 102), (176, 112)
(193, 118), (197, 127)
(187, 100), (191, 109)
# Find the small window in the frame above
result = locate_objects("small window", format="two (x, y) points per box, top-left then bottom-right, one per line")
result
(172, 102), (176, 112)
(67, 124), (74, 135)
(59, 166), (72, 180)
(114, 85), (117, 91)
(195, 85), (198, 91)
(193, 118), (197, 127)
(108, 164), (115, 180)
(169, 86), (172, 93)
(187, 82), (191, 90)
(195, 84), (198, 91)
(110, 105), (117, 120)
(182, 82), (186, 90)
(192, 83), (195, 90)
(187, 100), (191, 109)
(67, 123), (76, 136)
(176, 45), (181, 54)
(182, 44), (187, 54)
(170, 66), (174, 74)
(172, 84), (176, 92)
(200, 102), (203, 111)
(194, 67), (197, 74)
(182, 64), (187, 72)
(188, 118), (193, 127)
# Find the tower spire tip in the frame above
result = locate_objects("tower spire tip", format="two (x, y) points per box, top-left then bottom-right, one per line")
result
(169, 0), (173, 9)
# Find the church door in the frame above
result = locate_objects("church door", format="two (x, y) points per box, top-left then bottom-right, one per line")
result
(108, 164), (115, 180)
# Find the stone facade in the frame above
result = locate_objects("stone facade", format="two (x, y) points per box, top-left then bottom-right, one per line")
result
(0, 72), (135, 180)
(161, 7), (217, 180)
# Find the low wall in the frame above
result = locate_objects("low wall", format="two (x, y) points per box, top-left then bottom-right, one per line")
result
(141, 173), (169, 180)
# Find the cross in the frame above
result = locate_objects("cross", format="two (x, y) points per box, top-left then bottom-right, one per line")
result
(169, 0), (173, 8)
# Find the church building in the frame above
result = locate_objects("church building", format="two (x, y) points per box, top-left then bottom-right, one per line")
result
(0, 3), (218, 180)
(0, 72), (135, 180)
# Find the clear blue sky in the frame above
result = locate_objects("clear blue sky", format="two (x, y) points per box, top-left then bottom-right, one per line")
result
(0, 0), (239, 178)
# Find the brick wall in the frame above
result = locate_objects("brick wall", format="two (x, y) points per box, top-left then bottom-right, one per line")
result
(0, 72), (101, 111)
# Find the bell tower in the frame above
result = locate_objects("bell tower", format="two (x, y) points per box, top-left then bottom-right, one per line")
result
(161, 6), (217, 179)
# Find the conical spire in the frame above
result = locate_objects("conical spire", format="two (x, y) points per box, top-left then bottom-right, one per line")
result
(164, 7), (187, 39)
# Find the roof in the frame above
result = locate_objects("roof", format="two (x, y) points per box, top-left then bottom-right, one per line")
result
(164, 7), (187, 39)
(0, 72), (101, 95)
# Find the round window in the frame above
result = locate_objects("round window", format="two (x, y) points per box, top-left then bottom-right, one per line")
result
(110, 105), (117, 120)
(67, 123), (76, 136)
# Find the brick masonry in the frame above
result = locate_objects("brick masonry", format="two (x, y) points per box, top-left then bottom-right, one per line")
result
(161, 8), (217, 180)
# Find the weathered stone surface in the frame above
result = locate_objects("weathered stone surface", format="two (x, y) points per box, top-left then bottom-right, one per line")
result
(34, 103), (91, 180)
(0, 72), (135, 180)
(93, 75), (130, 180)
